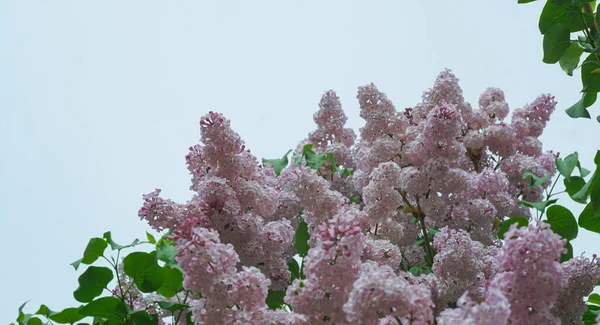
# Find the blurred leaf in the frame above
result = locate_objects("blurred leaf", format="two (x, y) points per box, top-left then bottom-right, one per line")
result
(566, 92), (596, 118)
(539, 2), (594, 34)
(294, 221), (310, 257)
(591, 152), (600, 215)
(146, 232), (156, 244)
(582, 53), (600, 92)
(35, 305), (84, 324)
(546, 205), (578, 240)
(156, 301), (189, 313)
(262, 149), (292, 176)
(156, 240), (179, 269)
(498, 217), (529, 239)
(588, 293), (600, 305)
(288, 258), (300, 282)
(560, 241), (573, 262)
(556, 152), (579, 180)
(130, 310), (158, 325)
(80, 238), (108, 265)
(26, 318), (42, 325)
(408, 265), (432, 277)
(73, 266), (113, 303)
(560, 41), (585, 75)
(565, 176), (587, 203)
(518, 199), (558, 211)
(522, 172), (552, 187)
(265, 290), (286, 310)
(123, 252), (166, 293)
(583, 304), (600, 324)
(543, 23), (572, 63)
(579, 202), (600, 233)
(304, 149), (328, 170)
(156, 267), (183, 298)
(573, 170), (595, 201)
(79, 297), (127, 323)
(103, 231), (140, 250)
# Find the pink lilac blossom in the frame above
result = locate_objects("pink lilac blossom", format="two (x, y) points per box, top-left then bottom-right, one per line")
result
(490, 221), (567, 324)
(343, 261), (434, 325)
(136, 69), (588, 324)
(431, 227), (486, 308)
(175, 226), (305, 323)
(552, 256), (600, 324)
(436, 286), (510, 325)
(279, 165), (346, 228)
(285, 215), (365, 323)
(140, 111), (297, 289)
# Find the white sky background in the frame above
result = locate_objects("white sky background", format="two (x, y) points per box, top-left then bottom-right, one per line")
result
(1, 0), (598, 321)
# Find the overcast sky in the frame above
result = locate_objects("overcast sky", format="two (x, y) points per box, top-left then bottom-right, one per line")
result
(1, 1), (598, 321)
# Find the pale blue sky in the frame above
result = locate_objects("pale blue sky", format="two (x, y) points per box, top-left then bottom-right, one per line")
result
(1, 1), (598, 321)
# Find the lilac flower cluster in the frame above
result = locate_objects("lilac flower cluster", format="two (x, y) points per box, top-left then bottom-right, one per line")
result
(138, 70), (600, 324)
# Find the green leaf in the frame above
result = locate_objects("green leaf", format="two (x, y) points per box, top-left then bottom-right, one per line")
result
(543, 24), (572, 63)
(565, 176), (587, 203)
(301, 144), (314, 154)
(539, 2), (594, 34)
(518, 199), (558, 212)
(78, 297), (127, 323)
(49, 308), (84, 324)
(81, 238), (108, 265)
(560, 41), (585, 75)
(156, 301), (189, 313)
(293, 155), (303, 165)
(34, 305), (56, 317)
(146, 232), (156, 244)
(560, 241), (573, 262)
(579, 202), (600, 233)
(294, 221), (310, 257)
(26, 318), (42, 325)
(103, 231), (140, 250)
(156, 240), (179, 269)
(588, 293), (600, 305)
(35, 305), (84, 324)
(522, 172), (552, 187)
(408, 265), (432, 276)
(123, 251), (166, 293)
(304, 149), (328, 170)
(17, 301), (30, 323)
(265, 290), (286, 310)
(340, 167), (354, 177)
(578, 35), (595, 52)
(579, 163), (591, 177)
(185, 311), (193, 325)
(583, 305), (600, 325)
(262, 149), (292, 176)
(556, 152), (579, 180)
(69, 259), (83, 271)
(546, 205), (579, 240)
(130, 311), (158, 325)
(591, 152), (600, 214)
(288, 259), (300, 282)
(498, 217), (529, 239)
(582, 53), (600, 92)
(73, 266), (114, 303)
(573, 170), (596, 201)
(156, 267), (183, 297)
(566, 92), (596, 118)
(518, 0), (537, 3)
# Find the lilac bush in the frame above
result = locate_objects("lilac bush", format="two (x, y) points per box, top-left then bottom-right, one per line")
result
(133, 69), (599, 324)
(14, 69), (600, 325)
